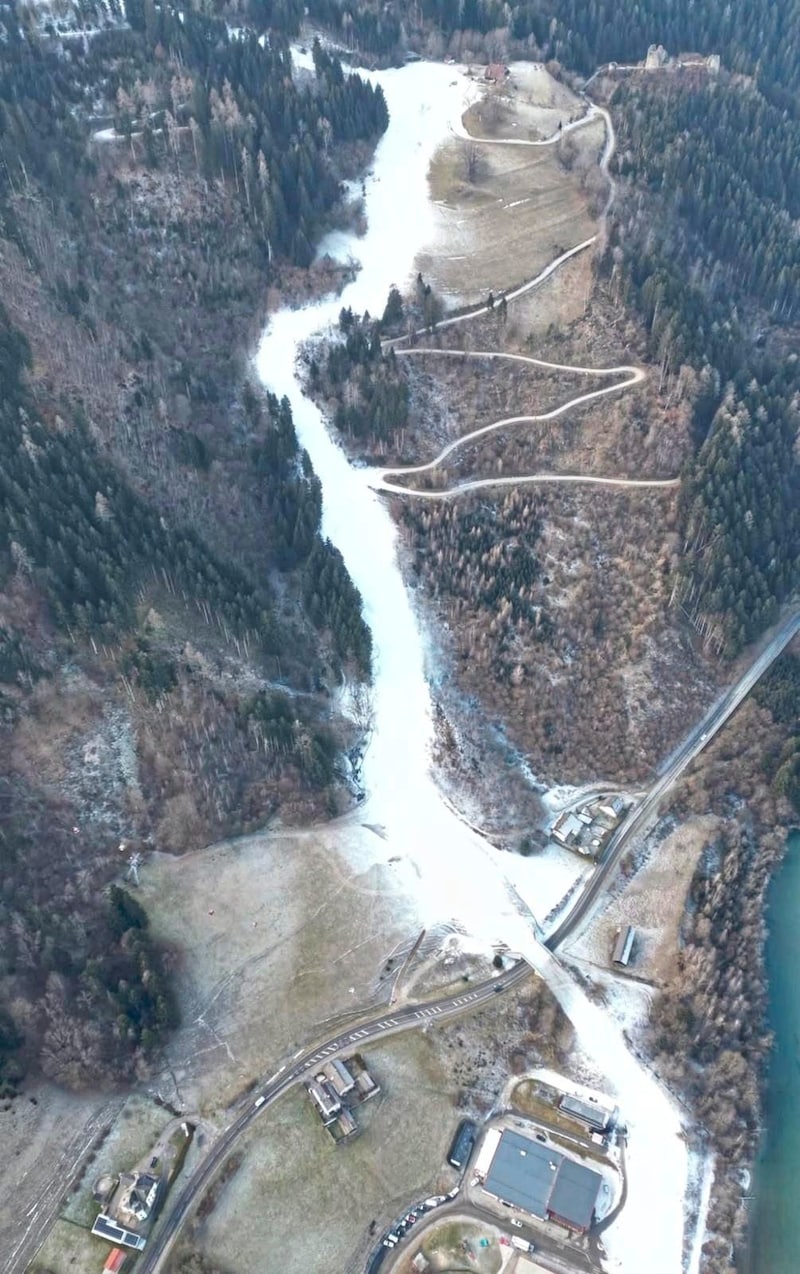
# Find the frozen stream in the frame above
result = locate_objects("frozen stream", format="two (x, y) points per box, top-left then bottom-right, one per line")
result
(256, 61), (692, 1273)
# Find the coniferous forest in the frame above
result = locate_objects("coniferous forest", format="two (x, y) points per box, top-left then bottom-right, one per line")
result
(2, 0), (800, 1103)
(605, 72), (800, 654)
(0, 0), (381, 1089)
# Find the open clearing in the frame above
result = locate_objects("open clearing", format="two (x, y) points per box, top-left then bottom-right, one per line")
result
(31, 1218), (101, 1274)
(60, 1093), (174, 1228)
(465, 62), (582, 142)
(420, 140), (596, 305)
(563, 815), (720, 984)
(417, 1217), (503, 1271)
(418, 66), (600, 307)
(138, 820), (422, 1113)
(0, 1085), (122, 1274)
(190, 1034), (461, 1273)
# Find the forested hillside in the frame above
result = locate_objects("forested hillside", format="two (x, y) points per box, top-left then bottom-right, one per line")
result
(0, 2), (381, 1089)
(677, 375), (800, 652)
(614, 82), (800, 324)
(365, 0), (800, 651)
(414, 0), (800, 113)
(604, 71), (800, 653)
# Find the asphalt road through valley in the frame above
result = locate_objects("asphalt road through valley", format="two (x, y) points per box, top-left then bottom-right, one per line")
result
(136, 962), (532, 1273)
(137, 607), (800, 1272)
(546, 607), (800, 949)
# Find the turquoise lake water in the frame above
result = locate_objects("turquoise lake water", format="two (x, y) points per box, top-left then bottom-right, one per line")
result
(745, 829), (800, 1273)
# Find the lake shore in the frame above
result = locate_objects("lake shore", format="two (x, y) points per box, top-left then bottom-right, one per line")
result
(743, 828), (800, 1274)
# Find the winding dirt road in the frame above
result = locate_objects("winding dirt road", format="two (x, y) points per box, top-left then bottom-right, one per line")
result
(371, 348), (676, 499)
(371, 96), (662, 500)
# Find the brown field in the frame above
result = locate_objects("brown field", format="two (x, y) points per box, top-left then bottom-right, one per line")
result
(419, 139), (596, 307)
(563, 816), (720, 984)
(417, 67), (600, 308)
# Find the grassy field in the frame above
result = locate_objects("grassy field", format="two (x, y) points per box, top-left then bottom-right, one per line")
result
(510, 1078), (589, 1137)
(31, 1218), (103, 1274)
(420, 140), (596, 306)
(417, 67), (598, 308)
(176, 976), (570, 1274)
(420, 1217), (503, 1271)
(60, 1094), (173, 1227)
(138, 818), (421, 1113)
(564, 814), (721, 984)
(190, 1033), (466, 1274)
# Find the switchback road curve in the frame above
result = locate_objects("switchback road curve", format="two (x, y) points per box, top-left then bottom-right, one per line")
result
(370, 348), (678, 500)
(386, 91), (616, 351)
(372, 101), (657, 502)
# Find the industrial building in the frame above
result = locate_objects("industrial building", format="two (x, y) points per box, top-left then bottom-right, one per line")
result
(481, 1129), (602, 1233)
(612, 925), (636, 967)
(324, 1058), (356, 1097)
(559, 1094), (616, 1133)
(90, 1170), (163, 1251)
(546, 1156), (602, 1231)
(472, 1126), (502, 1181)
(550, 795), (630, 857)
(306, 1078), (341, 1126)
(91, 1215), (147, 1251)
(550, 811), (585, 850)
(354, 1066), (378, 1099)
(598, 795), (627, 822)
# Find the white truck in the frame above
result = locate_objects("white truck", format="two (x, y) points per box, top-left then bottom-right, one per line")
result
(511, 1236), (533, 1252)
(254, 1095), (266, 1108)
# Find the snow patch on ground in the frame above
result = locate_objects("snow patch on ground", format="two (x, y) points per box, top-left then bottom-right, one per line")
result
(522, 943), (687, 1274)
(290, 42), (317, 73)
(255, 58), (696, 1274)
(686, 1149), (716, 1274)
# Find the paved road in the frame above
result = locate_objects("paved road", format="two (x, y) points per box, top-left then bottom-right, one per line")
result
(372, 1198), (595, 1274)
(546, 606), (800, 949)
(136, 962), (532, 1273)
(50, 70), (797, 1274)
